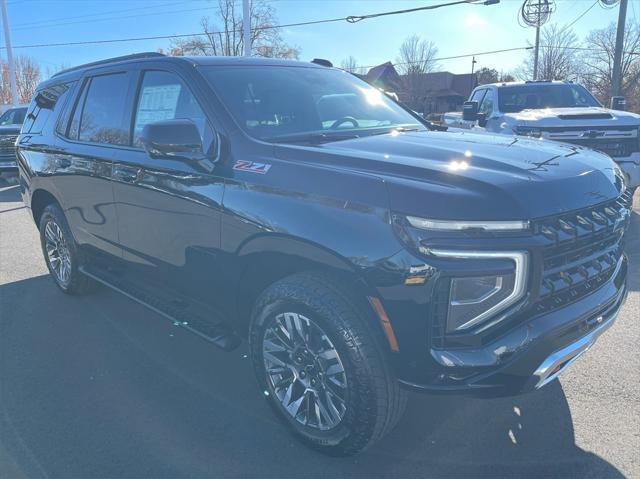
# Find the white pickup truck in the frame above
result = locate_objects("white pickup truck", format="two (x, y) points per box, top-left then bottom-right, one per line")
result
(459, 80), (640, 189)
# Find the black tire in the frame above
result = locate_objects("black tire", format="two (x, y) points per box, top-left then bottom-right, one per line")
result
(39, 203), (96, 295)
(249, 272), (407, 456)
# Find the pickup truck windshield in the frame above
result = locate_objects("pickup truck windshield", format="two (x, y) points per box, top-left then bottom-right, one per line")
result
(201, 66), (424, 141)
(0, 107), (27, 126)
(498, 84), (600, 113)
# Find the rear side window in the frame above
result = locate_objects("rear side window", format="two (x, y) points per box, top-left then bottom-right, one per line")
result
(132, 70), (206, 147)
(22, 83), (73, 134)
(74, 73), (130, 145)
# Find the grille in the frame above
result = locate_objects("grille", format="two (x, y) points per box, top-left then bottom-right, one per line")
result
(561, 137), (638, 157)
(532, 190), (632, 314)
(0, 135), (18, 157)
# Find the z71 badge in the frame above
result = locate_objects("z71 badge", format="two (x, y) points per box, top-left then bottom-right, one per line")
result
(233, 160), (272, 174)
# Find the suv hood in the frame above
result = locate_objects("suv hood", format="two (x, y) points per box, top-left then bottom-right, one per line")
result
(503, 106), (640, 128)
(277, 130), (624, 221)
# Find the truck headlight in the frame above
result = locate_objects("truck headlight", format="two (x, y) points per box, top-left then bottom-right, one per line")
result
(428, 250), (529, 332)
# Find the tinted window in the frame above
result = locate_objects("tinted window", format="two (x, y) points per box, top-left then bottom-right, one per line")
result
(498, 84), (600, 113)
(201, 66), (423, 140)
(133, 70), (206, 147)
(23, 84), (73, 134)
(78, 73), (130, 145)
(0, 107), (27, 126)
(68, 81), (88, 140)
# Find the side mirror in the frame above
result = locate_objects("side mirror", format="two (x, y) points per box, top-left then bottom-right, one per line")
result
(462, 101), (479, 121)
(477, 112), (488, 128)
(610, 96), (625, 111)
(139, 119), (205, 162)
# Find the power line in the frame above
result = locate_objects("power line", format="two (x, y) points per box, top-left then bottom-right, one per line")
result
(0, 16), (349, 50)
(10, 1), (181, 28)
(12, 6), (214, 31)
(564, 0), (598, 30)
(345, 0), (498, 23)
(360, 47), (535, 70)
(1, 0), (501, 49)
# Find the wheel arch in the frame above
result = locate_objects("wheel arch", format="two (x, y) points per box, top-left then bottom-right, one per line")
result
(232, 235), (377, 337)
(31, 188), (61, 226)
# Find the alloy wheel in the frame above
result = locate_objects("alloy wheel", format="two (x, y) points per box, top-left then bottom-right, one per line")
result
(44, 220), (72, 286)
(263, 312), (348, 431)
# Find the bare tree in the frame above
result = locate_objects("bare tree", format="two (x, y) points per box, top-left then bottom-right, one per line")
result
(395, 35), (439, 75)
(172, 0), (299, 59)
(517, 24), (581, 81)
(395, 35), (439, 112)
(340, 56), (359, 73)
(1, 55), (42, 104)
(581, 20), (640, 112)
(44, 63), (69, 80)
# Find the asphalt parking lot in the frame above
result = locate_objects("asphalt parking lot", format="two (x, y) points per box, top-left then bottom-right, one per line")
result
(0, 171), (638, 479)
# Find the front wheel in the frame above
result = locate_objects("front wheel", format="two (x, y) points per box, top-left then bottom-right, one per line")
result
(249, 272), (407, 456)
(39, 203), (96, 295)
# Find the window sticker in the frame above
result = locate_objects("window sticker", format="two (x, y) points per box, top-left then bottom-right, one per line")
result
(134, 84), (181, 131)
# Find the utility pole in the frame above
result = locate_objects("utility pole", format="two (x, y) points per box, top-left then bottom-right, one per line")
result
(0, 0), (18, 106)
(470, 56), (477, 93)
(242, 0), (251, 57)
(519, 0), (554, 81)
(611, 0), (628, 98)
(533, 12), (540, 80)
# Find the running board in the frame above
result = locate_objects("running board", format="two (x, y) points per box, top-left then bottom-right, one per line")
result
(79, 266), (242, 351)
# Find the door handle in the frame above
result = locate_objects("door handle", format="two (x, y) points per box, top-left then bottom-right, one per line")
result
(115, 166), (144, 184)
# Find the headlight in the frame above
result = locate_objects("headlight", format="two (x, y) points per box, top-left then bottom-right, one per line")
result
(407, 216), (529, 232)
(428, 250), (528, 332)
(514, 126), (542, 138)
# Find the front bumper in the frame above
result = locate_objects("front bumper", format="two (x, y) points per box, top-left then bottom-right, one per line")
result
(614, 153), (640, 188)
(399, 255), (627, 397)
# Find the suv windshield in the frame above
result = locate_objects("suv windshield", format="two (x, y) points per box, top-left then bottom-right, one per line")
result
(498, 84), (600, 113)
(200, 65), (424, 141)
(0, 107), (27, 126)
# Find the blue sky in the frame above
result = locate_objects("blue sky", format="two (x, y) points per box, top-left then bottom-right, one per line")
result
(1, 0), (637, 78)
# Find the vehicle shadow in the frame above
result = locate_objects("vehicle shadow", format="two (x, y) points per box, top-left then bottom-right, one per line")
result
(0, 275), (627, 479)
(0, 173), (20, 204)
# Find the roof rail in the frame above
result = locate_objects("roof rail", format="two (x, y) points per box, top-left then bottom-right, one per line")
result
(524, 79), (552, 83)
(52, 52), (166, 78)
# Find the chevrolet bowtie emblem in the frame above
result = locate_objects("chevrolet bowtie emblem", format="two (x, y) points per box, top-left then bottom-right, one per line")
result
(581, 130), (606, 139)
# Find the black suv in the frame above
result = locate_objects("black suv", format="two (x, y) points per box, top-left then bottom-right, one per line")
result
(0, 106), (27, 171)
(17, 53), (631, 455)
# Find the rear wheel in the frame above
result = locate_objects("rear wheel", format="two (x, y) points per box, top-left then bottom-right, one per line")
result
(249, 272), (407, 456)
(39, 203), (96, 295)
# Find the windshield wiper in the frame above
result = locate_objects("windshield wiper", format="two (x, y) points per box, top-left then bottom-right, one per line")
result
(268, 132), (362, 145)
(367, 126), (424, 136)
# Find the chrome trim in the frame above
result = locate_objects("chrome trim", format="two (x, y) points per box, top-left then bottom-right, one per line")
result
(534, 311), (617, 389)
(406, 217), (530, 232)
(426, 249), (529, 331)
